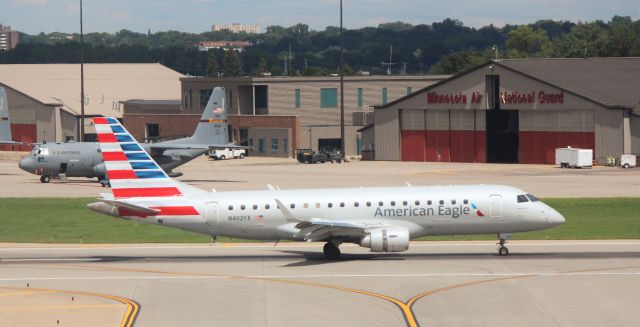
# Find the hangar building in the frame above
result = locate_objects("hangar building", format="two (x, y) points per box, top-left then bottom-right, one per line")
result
(372, 58), (640, 164)
(124, 75), (447, 157)
(0, 63), (183, 150)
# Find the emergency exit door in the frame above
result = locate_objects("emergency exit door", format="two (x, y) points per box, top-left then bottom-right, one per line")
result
(205, 202), (219, 226)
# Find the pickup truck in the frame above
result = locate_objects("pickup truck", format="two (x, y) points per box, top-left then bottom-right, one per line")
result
(209, 148), (246, 160)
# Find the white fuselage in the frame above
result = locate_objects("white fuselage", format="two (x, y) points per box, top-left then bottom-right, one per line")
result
(120, 185), (564, 241)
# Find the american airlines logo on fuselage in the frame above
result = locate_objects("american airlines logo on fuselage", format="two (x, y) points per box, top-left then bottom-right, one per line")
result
(374, 204), (475, 219)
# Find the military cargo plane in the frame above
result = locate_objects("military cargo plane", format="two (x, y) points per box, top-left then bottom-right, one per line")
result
(16, 88), (236, 184)
(88, 117), (566, 259)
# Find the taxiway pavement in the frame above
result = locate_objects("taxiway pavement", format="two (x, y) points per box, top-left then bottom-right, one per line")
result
(0, 241), (639, 327)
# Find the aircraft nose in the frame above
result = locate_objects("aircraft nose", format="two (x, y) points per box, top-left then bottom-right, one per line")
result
(18, 156), (35, 173)
(546, 207), (566, 226)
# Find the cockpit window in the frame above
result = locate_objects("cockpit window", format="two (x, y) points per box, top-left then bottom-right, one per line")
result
(526, 194), (540, 202)
(517, 195), (529, 203)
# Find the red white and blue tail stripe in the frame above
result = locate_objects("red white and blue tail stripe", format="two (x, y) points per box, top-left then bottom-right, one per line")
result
(93, 117), (200, 199)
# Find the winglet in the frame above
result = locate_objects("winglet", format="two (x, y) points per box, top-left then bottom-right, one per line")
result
(274, 198), (299, 223)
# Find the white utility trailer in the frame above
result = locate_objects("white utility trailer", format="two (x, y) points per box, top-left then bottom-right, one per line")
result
(555, 147), (593, 168)
(620, 155), (637, 168)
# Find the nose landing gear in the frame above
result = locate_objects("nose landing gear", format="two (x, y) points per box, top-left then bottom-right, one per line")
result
(323, 242), (341, 260)
(497, 233), (512, 256)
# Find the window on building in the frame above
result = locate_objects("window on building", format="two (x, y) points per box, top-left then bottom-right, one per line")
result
(320, 88), (338, 108)
(145, 124), (159, 141)
(199, 89), (213, 110)
(357, 88), (363, 108)
(295, 89), (301, 109)
(382, 87), (388, 105)
(407, 87), (412, 95)
(259, 138), (265, 153)
(283, 138), (289, 155)
(271, 138), (278, 153)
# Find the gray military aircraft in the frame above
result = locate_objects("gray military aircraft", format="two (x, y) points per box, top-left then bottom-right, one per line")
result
(17, 87), (234, 184)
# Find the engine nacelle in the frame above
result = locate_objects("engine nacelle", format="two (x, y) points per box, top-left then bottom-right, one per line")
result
(360, 227), (410, 252)
(93, 162), (106, 178)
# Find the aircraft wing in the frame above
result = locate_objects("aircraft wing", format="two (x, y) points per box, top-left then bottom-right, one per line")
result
(293, 218), (388, 241)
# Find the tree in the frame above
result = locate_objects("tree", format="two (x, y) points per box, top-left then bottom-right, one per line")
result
(254, 58), (269, 75)
(428, 50), (490, 74)
(222, 49), (243, 77)
(205, 51), (219, 77)
(552, 22), (607, 57)
(413, 48), (423, 73)
(506, 25), (551, 58)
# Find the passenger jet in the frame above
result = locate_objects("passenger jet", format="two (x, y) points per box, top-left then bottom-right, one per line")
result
(88, 117), (565, 259)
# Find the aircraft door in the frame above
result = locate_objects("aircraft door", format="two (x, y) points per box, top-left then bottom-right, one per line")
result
(489, 195), (502, 218)
(205, 202), (219, 226)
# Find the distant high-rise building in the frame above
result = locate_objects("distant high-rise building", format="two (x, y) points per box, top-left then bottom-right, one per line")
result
(212, 23), (260, 34)
(0, 24), (20, 51)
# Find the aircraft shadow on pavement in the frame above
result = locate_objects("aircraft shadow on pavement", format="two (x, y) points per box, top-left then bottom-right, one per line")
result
(8, 251), (637, 267)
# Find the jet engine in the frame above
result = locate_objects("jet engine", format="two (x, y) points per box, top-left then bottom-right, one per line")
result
(360, 227), (410, 252)
(93, 162), (106, 178)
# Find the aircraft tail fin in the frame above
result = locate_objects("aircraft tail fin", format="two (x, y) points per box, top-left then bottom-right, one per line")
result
(189, 87), (229, 145)
(0, 87), (12, 143)
(93, 117), (205, 199)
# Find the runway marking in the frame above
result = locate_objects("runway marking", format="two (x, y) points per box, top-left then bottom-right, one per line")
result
(0, 303), (122, 312)
(9, 263), (634, 327)
(0, 286), (140, 327)
(0, 290), (55, 297)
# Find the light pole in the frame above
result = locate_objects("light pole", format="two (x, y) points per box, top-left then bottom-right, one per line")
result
(79, 0), (85, 141)
(339, 0), (345, 159)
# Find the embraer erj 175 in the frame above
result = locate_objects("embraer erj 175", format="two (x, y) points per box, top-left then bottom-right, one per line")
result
(88, 117), (565, 259)
(16, 88), (237, 184)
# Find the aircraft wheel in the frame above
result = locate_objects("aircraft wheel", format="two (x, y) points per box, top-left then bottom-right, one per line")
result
(498, 246), (509, 256)
(323, 242), (341, 260)
(623, 163), (629, 168)
(40, 175), (51, 183)
(220, 155), (226, 160)
(239, 153), (245, 159)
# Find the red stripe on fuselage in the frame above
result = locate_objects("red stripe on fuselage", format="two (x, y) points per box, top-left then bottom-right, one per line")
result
(93, 117), (109, 124)
(107, 170), (137, 180)
(97, 133), (117, 143)
(150, 206), (200, 216)
(118, 206), (199, 218)
(102, 152), (128, 161)
(113, 187), (182, 198)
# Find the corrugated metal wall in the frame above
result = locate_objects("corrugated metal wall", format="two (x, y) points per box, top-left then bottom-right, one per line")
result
(374, 106), (401, 160)
(631, 115), (640, 154)
(595, 107), (624, 162)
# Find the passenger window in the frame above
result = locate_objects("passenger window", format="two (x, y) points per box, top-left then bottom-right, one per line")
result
(427, 200), (432, 205)
(415, 200), (420, 205)
(241, 205), (246, 210)
(518, 195), (529, 203)
(378, 201), (383, 206)
(303, 203), (309, 208)
(228, 205), (233, 210)
(366, 202), (371, 207)
(340, 202), (345, 207)
(463, 199), (468, 204)
(391, 201), (396, 206)
(265, 204), (270, 209)
(451, 200), (456, 205)
(402, 201), (408, 206)
(439, 200), (444, 205)
(290, 204), (295, 209)
(316, 203), (321, 208)
(328, 203), (333, 208)
(354, 202), (359, 207)
(253, 204), (258, 210)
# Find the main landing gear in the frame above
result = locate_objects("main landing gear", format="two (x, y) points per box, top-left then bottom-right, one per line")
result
(40, 175), (51, 183)
(323, 242), (341, 260)
(497, 233), (512, 256)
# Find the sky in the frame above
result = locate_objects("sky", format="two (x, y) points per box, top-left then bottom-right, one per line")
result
(1, 0), (639, 34)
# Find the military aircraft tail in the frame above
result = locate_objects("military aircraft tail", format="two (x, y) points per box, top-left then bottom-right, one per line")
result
(93, 117), (205, 199)
(0, 87), (12, 143)
(188, 87), (228, 145)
